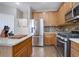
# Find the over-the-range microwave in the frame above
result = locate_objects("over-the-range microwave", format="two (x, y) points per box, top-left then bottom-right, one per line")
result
(73, 5), (79, 16)
(65, 5), (79, 22)
(65, 9), (73, 21)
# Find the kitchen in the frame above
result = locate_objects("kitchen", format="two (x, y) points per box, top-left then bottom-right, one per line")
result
(0, 2), (79, 57)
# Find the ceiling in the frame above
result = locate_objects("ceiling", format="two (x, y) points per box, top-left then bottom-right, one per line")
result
(0, 2), (63, 12)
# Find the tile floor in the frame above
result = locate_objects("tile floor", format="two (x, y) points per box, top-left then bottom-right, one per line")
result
(31, 46), (58, 57)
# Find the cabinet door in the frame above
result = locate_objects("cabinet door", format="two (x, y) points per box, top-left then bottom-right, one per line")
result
(47, 12), (57, 26)
(58, 2), (73, 25)
(44, 33), (57, 45)
(71, 41), (79, 57)
(42, 12), (49, 26)
(32, 12), (43, 20)
(27, 39), (32, 57)
(43, 12), (59, 26)
(45, 36), (56, 45)
(65, 2), (73, 13)
(44, 36), (50, 45)
(13, 37), (32, 57)
(14, 46), (28, 57)
(50, 34), (57, 46)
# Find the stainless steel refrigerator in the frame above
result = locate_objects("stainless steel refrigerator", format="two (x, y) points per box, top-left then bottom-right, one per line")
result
(32, 19), (44, 46)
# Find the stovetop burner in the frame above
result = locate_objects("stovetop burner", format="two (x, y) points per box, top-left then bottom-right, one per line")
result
(58, 32), (79, 38)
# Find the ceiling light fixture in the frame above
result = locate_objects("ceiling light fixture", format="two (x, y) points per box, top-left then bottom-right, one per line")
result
(16, 2), (20, 5)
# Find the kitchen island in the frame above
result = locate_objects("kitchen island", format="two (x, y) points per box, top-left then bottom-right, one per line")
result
(0, 33), (33, 57)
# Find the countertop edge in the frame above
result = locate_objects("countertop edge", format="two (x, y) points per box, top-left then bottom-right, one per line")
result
(70, 38), (79, 44)
(0, 33), (33, 46)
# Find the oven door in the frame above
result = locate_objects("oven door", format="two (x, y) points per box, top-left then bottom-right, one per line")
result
(57, 37), (65, 57)
(57, 37), (70, 57)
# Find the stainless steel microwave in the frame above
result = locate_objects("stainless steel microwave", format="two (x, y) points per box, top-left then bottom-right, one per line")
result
(73, 5), (79, 16)
(65, 9), (73, 21)
(65, 5), (79, 22)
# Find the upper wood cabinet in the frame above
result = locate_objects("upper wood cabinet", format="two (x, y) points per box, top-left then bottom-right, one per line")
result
(32, 12), (43, 20)
(57, 2), (73, 25)
(43, 12), (59, 26)
(72, 2), (79, 8)
(32, 2), (75, 26)
(32, 11), (59, 26)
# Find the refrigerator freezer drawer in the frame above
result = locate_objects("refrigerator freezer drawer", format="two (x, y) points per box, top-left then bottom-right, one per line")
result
(32, 36), (44, 46)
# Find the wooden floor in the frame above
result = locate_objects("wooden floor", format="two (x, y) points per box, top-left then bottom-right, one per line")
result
(31, 46), (58, 57)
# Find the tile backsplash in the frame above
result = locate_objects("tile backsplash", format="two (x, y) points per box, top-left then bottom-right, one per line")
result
(44, 26), (57, 32)
(44, 23), (79, 32)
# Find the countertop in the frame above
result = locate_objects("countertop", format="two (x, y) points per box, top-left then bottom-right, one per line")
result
(70, 38), (79, 44)
(0, 33), (33, 46)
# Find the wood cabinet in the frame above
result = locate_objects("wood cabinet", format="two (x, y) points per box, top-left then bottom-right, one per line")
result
(71, 41), (79, 57)
(32, 2), (79, 26)
(57, 2), (79, 25)
(32, 3), (74, 26)
(0, 36), (32, 57)
(57, 2), (73, 25)
(44, 32), (57, 46)
(32, 12), (59, 26)
(13, 37), (32, 57)
(43, 12), (59, 26)
(72, 2), (79, 8)
(32, 12), (43, 20)
(27, 40), (32, 56)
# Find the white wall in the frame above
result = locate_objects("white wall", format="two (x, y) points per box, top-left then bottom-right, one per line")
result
(14, 18), (29, 35)
(23, 6), (32, 19)
(15, 6), (32, 35)
(0, 5), (16, 16)
(0, 13), (14, 34)
(0, 5), (17, 34)
(16, 9), (23, 18)
(0, 4), (32, 35)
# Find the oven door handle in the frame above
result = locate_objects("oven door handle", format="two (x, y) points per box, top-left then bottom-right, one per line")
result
(58, 39), (65, 44)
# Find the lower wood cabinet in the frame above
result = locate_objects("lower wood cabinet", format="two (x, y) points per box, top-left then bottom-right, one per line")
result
(44, 32), (57, 46)
(13, 37), (32, 57)
(71, 41), (79, 57)
(27, 41), (32, 56)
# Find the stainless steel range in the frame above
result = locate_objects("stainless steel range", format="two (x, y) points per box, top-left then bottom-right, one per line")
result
(56, 32), (71, 57)
(56, 31), (79, 57)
